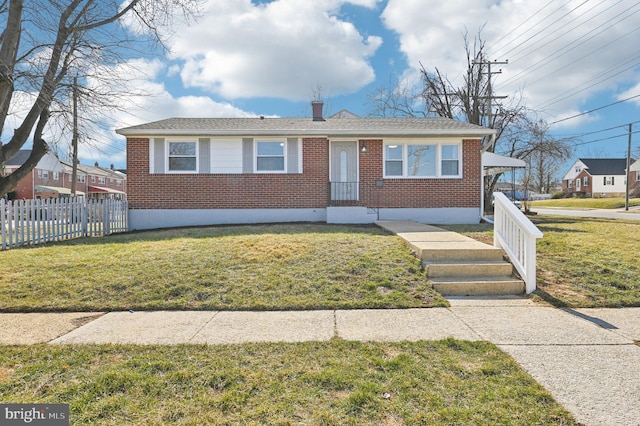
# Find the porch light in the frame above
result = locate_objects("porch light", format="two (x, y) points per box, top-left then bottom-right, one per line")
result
(360, 142), (367, 152)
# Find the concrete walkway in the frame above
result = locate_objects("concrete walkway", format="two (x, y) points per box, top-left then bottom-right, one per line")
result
(2, 222), (640, 425)
(2, 302), (639, 425)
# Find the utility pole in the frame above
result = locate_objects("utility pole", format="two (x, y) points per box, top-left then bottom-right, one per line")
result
(473, 59), (508, 129)
(626, 123), (632, 211)
(71, 76), (79, 197)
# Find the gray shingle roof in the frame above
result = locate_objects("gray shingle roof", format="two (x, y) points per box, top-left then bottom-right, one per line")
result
(116, 117), (495, 138)
(5, 150), (31, 166)
(580, 158), (631, 176)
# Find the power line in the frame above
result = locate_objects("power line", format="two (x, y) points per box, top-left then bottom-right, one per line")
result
(548, 93), (640, 125)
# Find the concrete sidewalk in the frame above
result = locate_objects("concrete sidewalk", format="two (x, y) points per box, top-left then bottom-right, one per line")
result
(2, 301), (640, 425)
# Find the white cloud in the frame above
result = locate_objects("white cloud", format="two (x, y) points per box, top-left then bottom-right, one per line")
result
(382, 0), (640, 126)
(169, 0), (382, 101)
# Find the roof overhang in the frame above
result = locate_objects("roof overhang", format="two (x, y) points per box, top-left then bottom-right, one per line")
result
(88, 185), (125, 194)
(35, 185), (85, 196)
(482, 152), (526, 175)
(117, 129), (496, 138)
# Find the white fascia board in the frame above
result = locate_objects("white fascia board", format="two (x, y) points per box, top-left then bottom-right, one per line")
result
(117, 129), (495, 138)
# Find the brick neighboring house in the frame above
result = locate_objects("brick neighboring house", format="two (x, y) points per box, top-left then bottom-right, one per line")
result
(3, 150), (69, 199)
(562, 158), (632, 198)
(631, 159), (640, 197)
(61, 162), (127, 200)
(117, 103), (495, 230)
(3, 150), (126, 200)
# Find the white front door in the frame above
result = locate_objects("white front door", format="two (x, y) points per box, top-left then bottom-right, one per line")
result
(331, 142), (358, 201)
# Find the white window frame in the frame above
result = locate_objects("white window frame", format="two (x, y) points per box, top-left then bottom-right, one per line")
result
(91, 176), (96, 183)
(166, 139), (199, 174)
(98, 177), (106, 184)
(78, 175), (86, 183)
(583, 176), (588, 187)
(53, 172), (59, 181)
(636, 173), (640, 182)
(255, 139), (286, 173)
(568, 180), (573, 189)
(383, 140), (462, 178)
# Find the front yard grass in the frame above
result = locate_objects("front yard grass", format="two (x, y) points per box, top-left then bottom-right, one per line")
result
(0, 340), (577, 425)
(530, 197), (640, 209)
(444, 216), (640, 307)
(0, 224), (445, 312)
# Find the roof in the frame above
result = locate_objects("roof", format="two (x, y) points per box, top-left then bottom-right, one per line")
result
(579, 158), (630, 176)
(482, 152), (526, 176)
(35, 185), (85, 196)
(6, 150), (65, 172)
(116, 117), (495, 138)
(6, 150), (31, 166)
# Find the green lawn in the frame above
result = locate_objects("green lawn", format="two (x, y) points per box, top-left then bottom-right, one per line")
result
(0, 224), (445, 312)
(530, 197), (640, 209)
(445, 216), (640, 307)
(0, 341), (577, 425)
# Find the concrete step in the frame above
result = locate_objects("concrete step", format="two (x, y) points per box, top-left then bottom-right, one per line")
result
(430, 277), (525, 296)
(425, 261), (513, 278)
(416, 243), (505, 262)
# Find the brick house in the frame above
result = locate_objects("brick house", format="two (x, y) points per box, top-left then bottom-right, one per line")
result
(117, 103), (495, 230)
(631, 159), (640, 197)
(3, 150), (126, 200)
(61, 162), (127, 200)
(562, 158), (633, 198)
(3, 150), (70, 199)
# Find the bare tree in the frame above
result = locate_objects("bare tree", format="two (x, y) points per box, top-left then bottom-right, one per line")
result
(0, 0), (202, 196)
(367, 31), (528, 209)
(517, 119), (573, 195)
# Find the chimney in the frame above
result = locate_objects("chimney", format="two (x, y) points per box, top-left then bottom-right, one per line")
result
(110, 164), (114, 170)
(94, 162), (99, 167)
(311, 101), (325, 121)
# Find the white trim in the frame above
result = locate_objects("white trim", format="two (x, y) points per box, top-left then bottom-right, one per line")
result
(149, 139), (155, 174)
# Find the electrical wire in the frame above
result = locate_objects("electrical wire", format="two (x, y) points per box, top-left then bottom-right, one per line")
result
(548, 93), (640, 125)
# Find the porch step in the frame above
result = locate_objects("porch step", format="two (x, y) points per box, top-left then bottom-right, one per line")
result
(424, 260), (513, 278)
(376, 221), (525, 296)
(430, 277), (525, 296)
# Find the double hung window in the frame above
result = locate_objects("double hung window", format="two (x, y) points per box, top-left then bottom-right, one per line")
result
(256, 141), (285, 172)
(168, 141), (197, 172)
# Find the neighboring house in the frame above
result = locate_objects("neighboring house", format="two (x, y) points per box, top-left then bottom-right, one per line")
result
(631, 159), (640, 197)
(2, 150), (126, 200)
(562, 158), (632, 198)
(117, 102), (495, 230)
(61, 162), (127, 200)
(3, 150), (69, 199)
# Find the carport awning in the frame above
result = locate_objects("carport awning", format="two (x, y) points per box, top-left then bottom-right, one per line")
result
(88, 185), (126, 195)
(482, 152), (526, 175)
(35, 185), (85, 196)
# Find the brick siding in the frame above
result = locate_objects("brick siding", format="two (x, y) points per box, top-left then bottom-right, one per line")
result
(127, 137), (481, 210)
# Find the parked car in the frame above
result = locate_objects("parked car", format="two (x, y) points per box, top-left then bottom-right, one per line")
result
(491, 194), (522, 210)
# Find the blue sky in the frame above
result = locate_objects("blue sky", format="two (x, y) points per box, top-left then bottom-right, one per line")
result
(38, 0), (640, 171)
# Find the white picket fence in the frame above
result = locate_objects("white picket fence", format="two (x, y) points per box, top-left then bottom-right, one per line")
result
(1, 198), (128, 250)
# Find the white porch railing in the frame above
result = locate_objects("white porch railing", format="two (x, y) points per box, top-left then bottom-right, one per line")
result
(1, 197), (128, 250)
(492, 192), (543, 294)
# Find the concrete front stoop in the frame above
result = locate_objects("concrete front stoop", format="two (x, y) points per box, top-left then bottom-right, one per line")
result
(376, 220), (525, 296)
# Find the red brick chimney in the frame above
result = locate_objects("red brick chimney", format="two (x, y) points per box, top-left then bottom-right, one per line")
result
(312, 101), (325, 121)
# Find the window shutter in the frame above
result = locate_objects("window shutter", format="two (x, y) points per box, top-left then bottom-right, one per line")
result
(153, 138), (165, 174)
(287, 138), (299, 173)
(612, 176), (615, 185)
(242, 138), (254, 173)
(199, 138), (210, 173)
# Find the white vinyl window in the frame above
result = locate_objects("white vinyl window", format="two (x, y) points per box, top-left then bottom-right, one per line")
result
(583, 177), (589, 186)
(256, 141), (285, 172)
(78, 175), (86, 183)
(384, 141), (462, 178)
(168, 141), (198, 173)
(53, 172), (59, 181)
